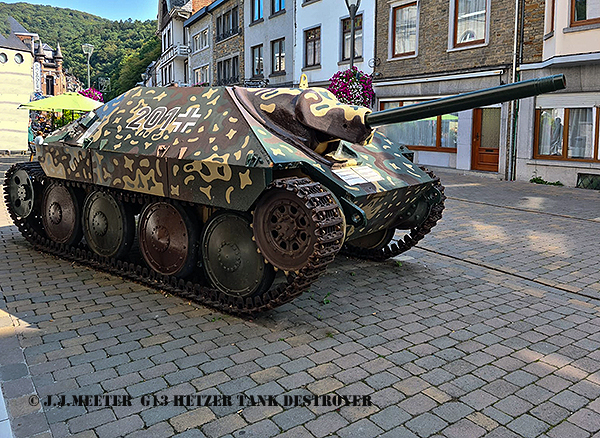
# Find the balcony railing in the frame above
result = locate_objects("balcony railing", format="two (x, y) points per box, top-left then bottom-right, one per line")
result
(216, 27), (241, 42)
(243, 78), (269, 87)
(215, 76), (240, 86)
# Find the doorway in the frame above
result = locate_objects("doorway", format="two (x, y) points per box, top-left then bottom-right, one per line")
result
(471, 108), (500, 172)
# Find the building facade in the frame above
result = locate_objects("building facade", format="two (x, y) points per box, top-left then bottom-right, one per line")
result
(185, 5), (213, 86)
(293, 0), (376, 87)
(212, 0), (244, 85)
(373, 0), (543, 177)
(244, 0), (293, 86)
(514, 0), (600, 187)
(157, 0), (207, 86)
(0, 23), (33, 152)
(0, 17), (73, 152)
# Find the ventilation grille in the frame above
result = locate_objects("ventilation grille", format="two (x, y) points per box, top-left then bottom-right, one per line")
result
(576, 173), (600, 190)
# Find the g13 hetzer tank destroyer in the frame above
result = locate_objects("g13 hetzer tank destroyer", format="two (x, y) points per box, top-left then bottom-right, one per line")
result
(5, 75), (566, 314)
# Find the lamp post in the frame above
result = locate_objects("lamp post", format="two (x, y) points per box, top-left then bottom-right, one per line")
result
(82, 44), (94, 89)
(344, 0), (361, 69)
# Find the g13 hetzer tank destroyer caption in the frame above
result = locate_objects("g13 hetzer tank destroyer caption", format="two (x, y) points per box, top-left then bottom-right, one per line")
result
(5, 74), (566, 314)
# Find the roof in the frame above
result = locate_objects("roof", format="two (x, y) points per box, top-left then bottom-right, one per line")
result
(8, 16), (29, 35)
(185, 0), (225, 26)
(0, 33), (29, 51)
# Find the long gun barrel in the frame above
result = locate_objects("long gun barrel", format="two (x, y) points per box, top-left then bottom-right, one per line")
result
(365, 74), (566, 128)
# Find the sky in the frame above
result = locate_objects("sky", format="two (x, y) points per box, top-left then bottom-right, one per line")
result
(2, 0), (157, 21)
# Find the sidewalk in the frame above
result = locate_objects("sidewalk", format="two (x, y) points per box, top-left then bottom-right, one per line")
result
(1, 158), (600, 438)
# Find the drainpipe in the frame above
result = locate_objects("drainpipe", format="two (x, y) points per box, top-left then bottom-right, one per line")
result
(507, 0), (520, 180)
(507, 0), (525, 180)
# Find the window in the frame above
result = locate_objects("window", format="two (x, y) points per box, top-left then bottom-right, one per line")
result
(378, 100), (458, 151)
(547, 0), (555, 33)
(271, 38), (285, 73)
(46, 76), (54, 95)
(217, 56), (239, 85)
(272, 0), (285, 14)
(453, 0), (487, 47)
(201, 29), (209, 48)
(392, 3), (418, 57)
(571, 0), (600, 26)
(252, 45), (263, 77)
(0, 52), (7, 63)
(194, 65), (210, 85)
(252, 0), (263, 22)
(304, 27), (321, 67)
(216, 7), (239, 42)
(193, 29), (209, 52)
(341, 14), (363, 61)
(535, 107), (600, 160)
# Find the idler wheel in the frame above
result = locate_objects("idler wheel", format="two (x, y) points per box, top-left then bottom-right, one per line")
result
(201, 212), (275, 298)
(253, 185), (319, 272)
(41, 183), (82, 245)
(83, 191), (134, 258)
(8, 169), (35, 219)
(346, 228), (396, 251)
(138, 202), (198, 277)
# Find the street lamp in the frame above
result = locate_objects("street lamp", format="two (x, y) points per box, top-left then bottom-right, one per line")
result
(82, 43), (94, 89)
(344, 0), (361, 69)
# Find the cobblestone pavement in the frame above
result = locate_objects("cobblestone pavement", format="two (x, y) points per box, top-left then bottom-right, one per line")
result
(1, 158), (600, 438)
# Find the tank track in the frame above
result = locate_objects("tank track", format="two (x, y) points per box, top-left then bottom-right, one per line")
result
(4, 163), (343, 315)
(341, 167), (446, 262)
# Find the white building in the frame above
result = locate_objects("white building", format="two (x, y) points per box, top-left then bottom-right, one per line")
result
(293, 0), (375, 87)
(185, 4), (213, 86)
(157, 0), (209, 86)
(515, 0), (600, 187)
(244, 0), (293, 86)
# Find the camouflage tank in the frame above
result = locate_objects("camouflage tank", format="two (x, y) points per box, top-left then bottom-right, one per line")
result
(4, 75), (565, 314)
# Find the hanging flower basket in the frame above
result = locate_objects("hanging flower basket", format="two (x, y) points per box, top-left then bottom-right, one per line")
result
(328, 66), (374, 108)
(78, 88), (104, 103)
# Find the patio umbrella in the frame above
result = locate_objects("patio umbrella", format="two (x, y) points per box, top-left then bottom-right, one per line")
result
(19, 92), (102, 112)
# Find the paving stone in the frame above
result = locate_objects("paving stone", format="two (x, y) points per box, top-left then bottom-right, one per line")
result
(336, 418), (384, 438)
(405, 412), (448, 437)
(170, 407), (216, 432)
(433, 401), (474, 423)
(398, 393), (437, 416)
(370, 405), (411, 430)
(95, 415), (144, 438)
(530, 401), (571, 425)
(506, 414), (550, 438)
(442, 418), (486, 438)
(460, 389), (499, 410)
(68, 409), (116, 434)
(547, 421), (591, 438)
(569, 409), (600, 433)
(550, 389), (589, 411)
(305, 411), (348, 437)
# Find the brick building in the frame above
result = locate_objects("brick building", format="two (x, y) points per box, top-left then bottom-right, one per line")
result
(373, 0), (544, 177)
(212, 0), (244, 85)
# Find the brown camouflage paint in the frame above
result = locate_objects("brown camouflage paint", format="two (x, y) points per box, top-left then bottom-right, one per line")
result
(39, 85), (437, 236)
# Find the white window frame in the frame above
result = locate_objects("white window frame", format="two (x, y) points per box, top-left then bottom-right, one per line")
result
(194, 64), (210, 85)
(388, 0), (420, 61)
(447, 0), (491, 52)
(192, 27), (210, 53)
(340, 13), (364, 62)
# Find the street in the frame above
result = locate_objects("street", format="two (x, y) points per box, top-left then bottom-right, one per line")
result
(1, 156), (600, 438)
